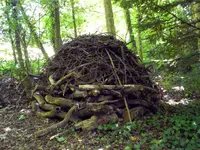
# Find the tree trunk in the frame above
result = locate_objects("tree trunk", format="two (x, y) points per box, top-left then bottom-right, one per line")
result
(50, 9), (56, 53)
(124, 7), (136, 52)
(9, 30), (18, 65)
(12, 0), (26, 77)
(137, 7), (143, 62)
(70, 0), (77, 38)
(19, 3), (49, 60)
(54, 0), (62, 51)
(103, 0), (116, 37)
(20, 30), (31, 73)
(50, 0), (62, 53)
(5, 0), (18, 65)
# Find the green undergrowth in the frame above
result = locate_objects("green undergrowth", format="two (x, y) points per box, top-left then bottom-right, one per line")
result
(95, 100), (200, 150)
(0, 59), (45, 80)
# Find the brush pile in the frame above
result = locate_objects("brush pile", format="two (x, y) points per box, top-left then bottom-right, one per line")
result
(31, 34), (162, 137)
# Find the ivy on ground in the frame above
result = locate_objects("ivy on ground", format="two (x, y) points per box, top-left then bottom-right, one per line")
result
(96, 100), (200, 150)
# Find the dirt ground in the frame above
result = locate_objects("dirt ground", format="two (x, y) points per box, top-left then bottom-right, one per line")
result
(0, 78), (126, 150)
(0, 103), (130, 150)
(0, 104), (104, 150)
(0, 104), (57, 150)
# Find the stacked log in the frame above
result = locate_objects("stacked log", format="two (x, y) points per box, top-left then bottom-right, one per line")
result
(31, 34), (162, 137)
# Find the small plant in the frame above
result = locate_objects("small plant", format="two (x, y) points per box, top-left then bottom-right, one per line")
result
(18, 114), (25, 120)
(97, 120), (119, 131)
(124, 145), (132, 150)
(55, 136), (65, 142)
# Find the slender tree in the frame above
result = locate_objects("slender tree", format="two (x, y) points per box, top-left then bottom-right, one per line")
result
(103, 0), (116, 37)
(11, 0), (26, 76)
(54, 0), (62, 51)
(4, 1), (17, 64)
(50, 8), (56, 52)
(49, 5), (56, 53)
(19, 2), (49, 60)
(20, 29), (31, 73)
(123, 6), (136, 51)
(8, 28), (18, 65)
(70, 0), (77, 38)
(49, 0), (62, 52)
(136, 6), (143, 62)
(113, 0), (137, 51)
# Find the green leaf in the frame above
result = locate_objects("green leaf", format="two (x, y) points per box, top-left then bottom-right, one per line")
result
(173, 140), (179, 146)
(97, 125), (104, 130)
(197, 143), (200, 148)
(18, 114), (25, 120)
(56, 136), (65, 142)
(180, 140), (186, 147)
(197, 129), (200, 134)
(134, 144), (141, 150)
(184, 132), (188, 137)
(124, 146), (132, 150)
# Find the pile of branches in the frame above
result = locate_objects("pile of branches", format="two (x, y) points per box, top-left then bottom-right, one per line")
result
(31, 34), (162, 137)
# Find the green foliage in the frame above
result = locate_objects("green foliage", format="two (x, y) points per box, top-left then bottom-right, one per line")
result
(0, 60), (21, 79)
(96, 101), (200, 149)
(30, 58), (46, 74)
(113, 0), (200, 94)
(55, 136), (65, 142)
(156, 58), (200, 95)
(18, 114), (25, 120)
(97, 120), (119, 131)
(181, 63), (200, 94)
(40, 0), (86, 42)
(124, 145), (132, 150)
(60, 9), (85, 39)
(0, 57), (46, 80)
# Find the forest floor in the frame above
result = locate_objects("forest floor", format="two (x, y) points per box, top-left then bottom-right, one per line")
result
(0, 79), (200, 150)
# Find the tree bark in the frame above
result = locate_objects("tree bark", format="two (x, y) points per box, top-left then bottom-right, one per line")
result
(12, 0), (26, 77)
(103, 0), (116, 37)
(10, 30), (18, 65)
(20, 30), (31, 73)
(49, 0), (62, 53)
(54, 0), (62, 51)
